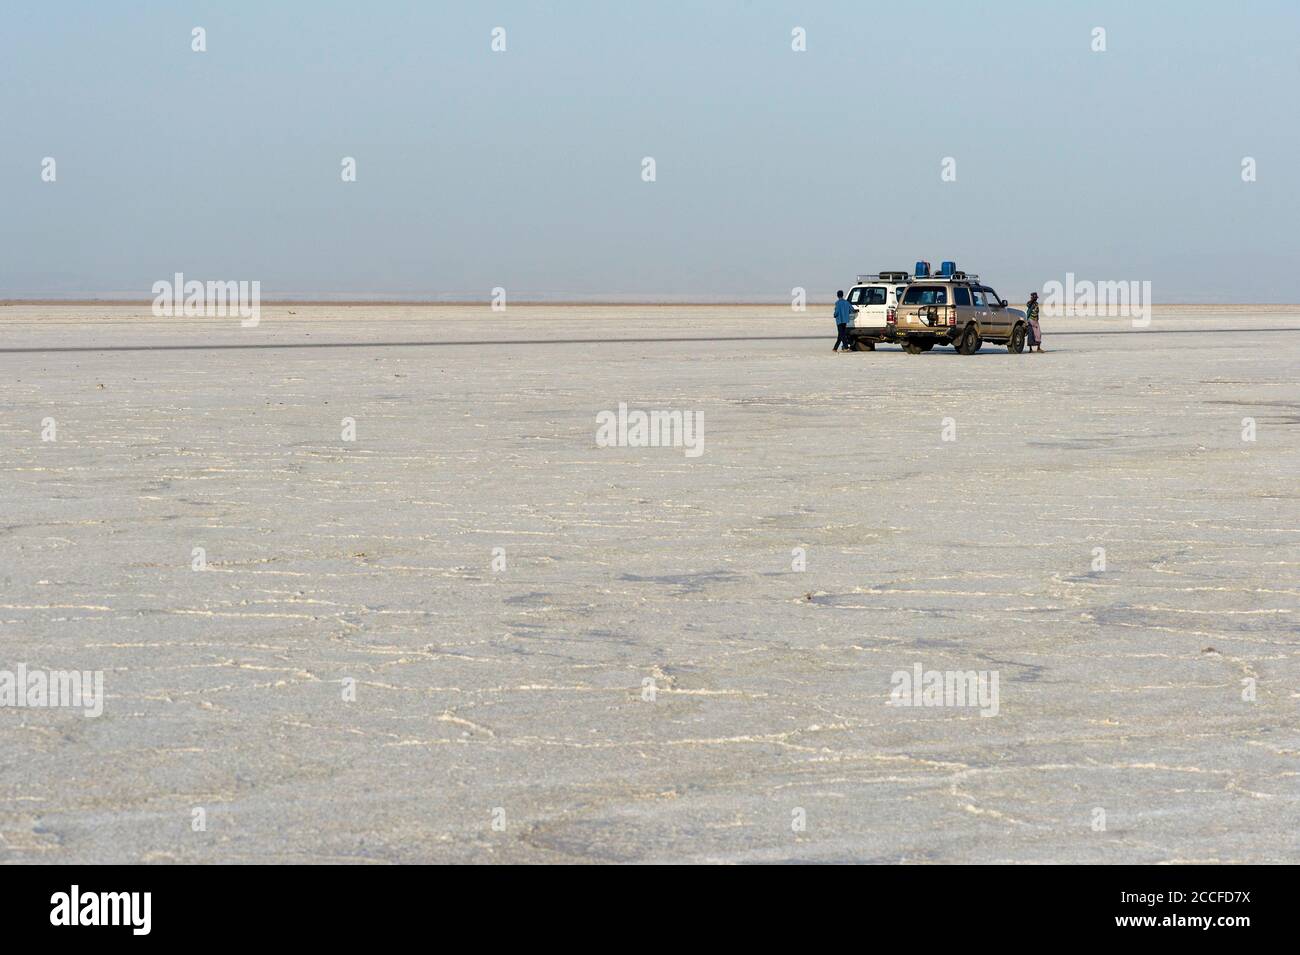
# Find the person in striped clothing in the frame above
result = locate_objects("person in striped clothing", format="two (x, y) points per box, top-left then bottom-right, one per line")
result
(1026, 292), (1043, 352)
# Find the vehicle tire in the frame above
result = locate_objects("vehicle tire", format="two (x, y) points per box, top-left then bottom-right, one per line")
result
(956, 325), (982, 355)
(1007, 323), (1026, 354)
(851, 338), (875, 351)
(902, 340), (924, 355)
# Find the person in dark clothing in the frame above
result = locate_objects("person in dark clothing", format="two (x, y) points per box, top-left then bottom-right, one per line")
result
(832, 290), (855, 352)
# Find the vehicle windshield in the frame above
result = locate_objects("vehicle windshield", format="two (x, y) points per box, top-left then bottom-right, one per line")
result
(848, 286), (888, 306)
(902, 286), (948, 305)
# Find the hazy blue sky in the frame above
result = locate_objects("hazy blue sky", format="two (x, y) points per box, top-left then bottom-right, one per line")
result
(3, 1), (1297, 301)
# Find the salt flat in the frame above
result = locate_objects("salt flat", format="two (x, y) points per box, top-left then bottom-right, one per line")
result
(1, 304), (1297, 864)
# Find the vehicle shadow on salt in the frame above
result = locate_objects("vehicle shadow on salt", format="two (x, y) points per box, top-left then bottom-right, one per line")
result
(858, 347), (1036, 358)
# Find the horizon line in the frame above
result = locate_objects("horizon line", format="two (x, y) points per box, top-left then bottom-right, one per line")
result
(4, 299), (1300, 309)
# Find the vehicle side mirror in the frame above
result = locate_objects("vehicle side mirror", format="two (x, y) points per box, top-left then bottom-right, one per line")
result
(1000, 299), (1008, 307)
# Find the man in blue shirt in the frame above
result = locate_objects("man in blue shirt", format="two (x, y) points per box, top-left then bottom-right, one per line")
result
(832, 290), (855, 352)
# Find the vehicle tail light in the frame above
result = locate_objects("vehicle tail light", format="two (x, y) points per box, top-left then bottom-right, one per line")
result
(948, 311), (956, 326)
(886, 307), (896, 325)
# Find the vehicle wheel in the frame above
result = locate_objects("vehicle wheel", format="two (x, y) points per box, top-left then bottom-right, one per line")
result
(1007, 323), (1026, 354)
(902, 341), (924, 355)
(850, 338), (875, 351)
(956, 325), (982, 355)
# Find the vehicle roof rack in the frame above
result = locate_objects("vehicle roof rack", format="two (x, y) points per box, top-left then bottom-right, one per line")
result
(855, 271), (912, 283)
(916, 272), (980, 282)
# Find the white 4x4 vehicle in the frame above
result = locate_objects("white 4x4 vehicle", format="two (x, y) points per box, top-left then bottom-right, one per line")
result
(843, 271), (910, 350)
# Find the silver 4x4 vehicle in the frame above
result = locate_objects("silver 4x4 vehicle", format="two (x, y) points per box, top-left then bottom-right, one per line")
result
(890, 267), (1028, 355)
(843, 271), (911, 350)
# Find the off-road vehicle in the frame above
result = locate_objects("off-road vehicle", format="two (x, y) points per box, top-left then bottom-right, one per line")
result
(889, 261), (1028, 355)
(843, 271), (911, 350)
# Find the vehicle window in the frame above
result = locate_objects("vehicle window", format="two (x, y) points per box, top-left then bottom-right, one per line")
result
(971, 288), (987, 307)
(983, 287), (1001, 306)
(848, 286), (887, 306)
(903, 286), (948, 305)
(896, 286), (906, 302)
(954, 287), (971, 307)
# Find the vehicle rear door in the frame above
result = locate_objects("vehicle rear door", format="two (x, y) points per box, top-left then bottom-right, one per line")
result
(952, 285), (974, 335)
(900, 285), (948, 332)
(847, 285), (889, 331)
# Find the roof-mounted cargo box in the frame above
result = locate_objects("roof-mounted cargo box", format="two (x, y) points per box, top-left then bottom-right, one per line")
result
(855, 270), (912, 284)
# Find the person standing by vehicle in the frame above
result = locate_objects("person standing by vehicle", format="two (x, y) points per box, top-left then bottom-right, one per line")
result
(1026, 292), (1043, 352)
(832, 290), (855, 352)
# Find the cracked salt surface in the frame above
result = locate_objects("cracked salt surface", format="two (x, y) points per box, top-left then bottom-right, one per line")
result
(0, 304), (1297, 863)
